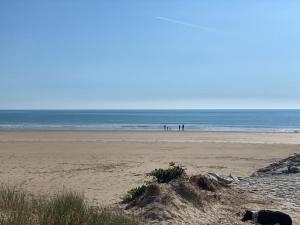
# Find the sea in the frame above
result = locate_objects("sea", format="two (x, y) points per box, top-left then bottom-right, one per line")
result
(0, 109), (300, 132)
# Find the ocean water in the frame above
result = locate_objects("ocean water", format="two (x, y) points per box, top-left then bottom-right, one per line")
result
(0, 110), (300, 132)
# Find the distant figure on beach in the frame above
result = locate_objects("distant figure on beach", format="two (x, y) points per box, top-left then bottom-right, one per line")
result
(163, 125), (166, 131)
(182, 124), (184, 131)
(179, 125), (181, 131)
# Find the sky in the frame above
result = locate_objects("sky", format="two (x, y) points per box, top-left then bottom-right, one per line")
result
(1, 0), (300, 109)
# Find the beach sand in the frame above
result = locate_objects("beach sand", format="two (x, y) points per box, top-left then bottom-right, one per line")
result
(0, 131), (299, 207)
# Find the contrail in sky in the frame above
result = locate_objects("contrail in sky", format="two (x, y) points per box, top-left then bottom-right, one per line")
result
(156, 16), (217, 32)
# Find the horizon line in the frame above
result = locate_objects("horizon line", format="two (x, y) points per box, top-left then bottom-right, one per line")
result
(1, 108), (300, 111)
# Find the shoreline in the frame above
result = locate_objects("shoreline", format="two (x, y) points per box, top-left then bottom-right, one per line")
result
(1, 130), (300, 144)
(0, 129), (299, 133)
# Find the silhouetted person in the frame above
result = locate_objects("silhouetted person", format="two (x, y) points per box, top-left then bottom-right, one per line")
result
(179, 125), (181, 131)
(182, 124), (185, 131)
(163, 125), (166, 131)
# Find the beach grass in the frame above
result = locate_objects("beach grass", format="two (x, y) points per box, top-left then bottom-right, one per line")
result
(0, 184), (141, 225)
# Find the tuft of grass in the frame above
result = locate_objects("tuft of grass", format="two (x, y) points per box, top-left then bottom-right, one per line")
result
(147, 164), (185, 183)
(38, 191), (87, 225)
(0, 185), (33, 225)
(0, 184), (141, 225)
(190, 175), (227, 192)
(174, 181), (205, 207)
(88, 209), (140, 225)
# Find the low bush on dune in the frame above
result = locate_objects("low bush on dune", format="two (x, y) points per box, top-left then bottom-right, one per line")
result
(121, 162), (229, 211)
(121, 163), (186, 206)
(121, 185), (149, 204)
(121, 184), (160, 208)
(0, 185), (141, 225)
(147, 162), (185, 183)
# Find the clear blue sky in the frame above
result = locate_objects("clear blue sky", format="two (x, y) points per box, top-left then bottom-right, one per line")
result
(1, 0), (300, 109)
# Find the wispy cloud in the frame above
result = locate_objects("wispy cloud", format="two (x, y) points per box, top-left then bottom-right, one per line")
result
(155, 16), (217, 32)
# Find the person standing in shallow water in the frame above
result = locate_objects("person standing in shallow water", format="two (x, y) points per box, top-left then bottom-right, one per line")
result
(163, 125), (166, 131)
(182, 124), (184, 131)
(179, 125), (181, 131)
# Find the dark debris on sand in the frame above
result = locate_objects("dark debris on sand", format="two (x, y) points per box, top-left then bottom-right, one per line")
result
(252, 153), (300, 177)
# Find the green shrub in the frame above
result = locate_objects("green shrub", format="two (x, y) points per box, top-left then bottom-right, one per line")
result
(121, 185), (148, 204)
(147, 164), (185, 183)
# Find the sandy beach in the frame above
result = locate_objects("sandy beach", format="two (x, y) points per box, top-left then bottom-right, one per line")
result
(0, 131), (299, 207)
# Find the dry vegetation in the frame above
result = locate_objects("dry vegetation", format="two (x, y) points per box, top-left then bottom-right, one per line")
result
(0, 185), (141, 225)
(121, 163), (270, 225)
